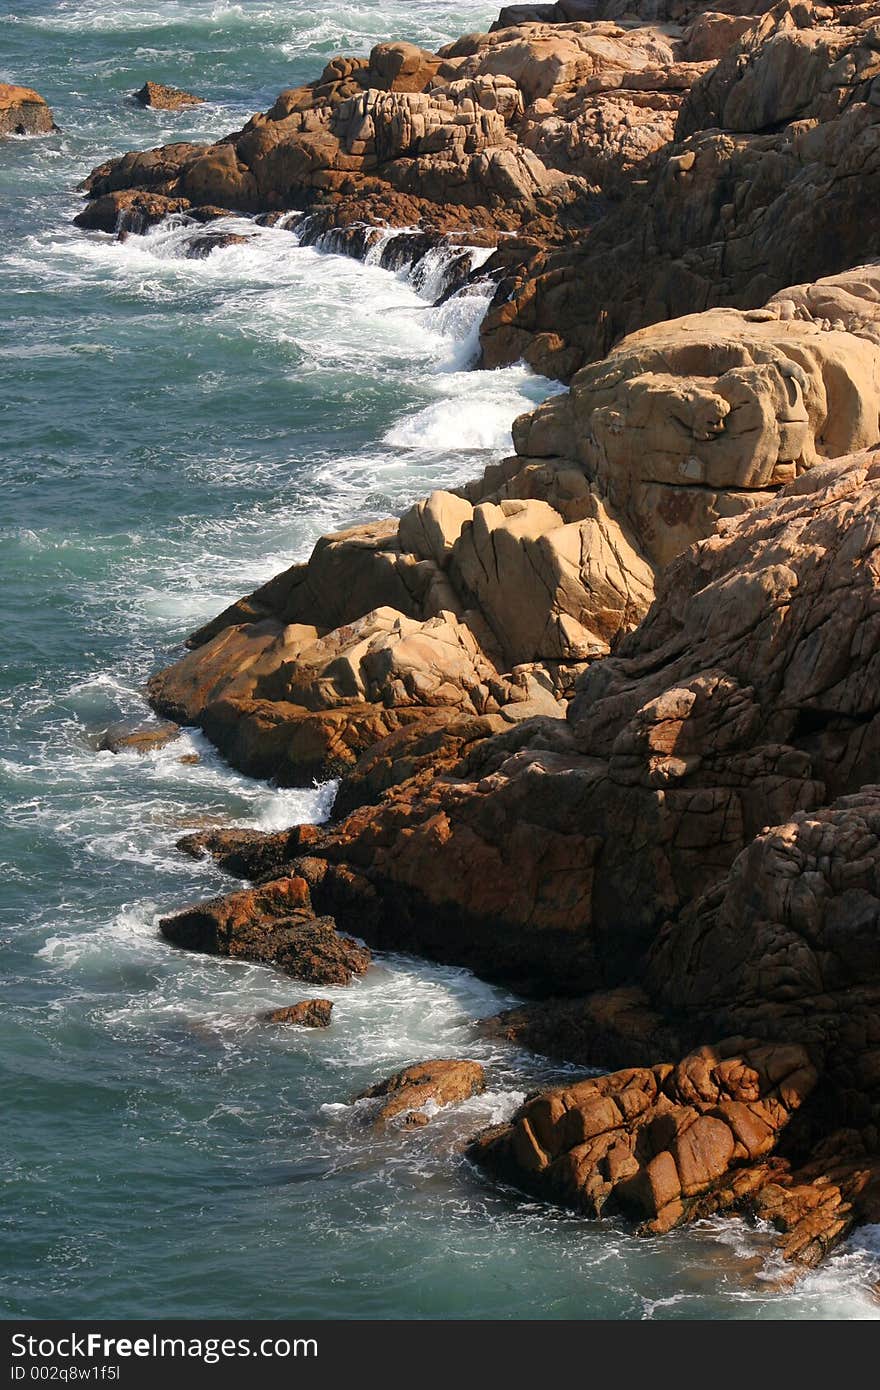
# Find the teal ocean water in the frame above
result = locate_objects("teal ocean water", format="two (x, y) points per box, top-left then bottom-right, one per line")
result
(2, 0), (879, 1320)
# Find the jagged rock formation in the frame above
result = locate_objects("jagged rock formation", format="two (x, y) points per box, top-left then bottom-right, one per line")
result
(73, 16), (722, 243)
(0, 83), (56, 137)
(147, 264), (880, 795)
(73, 3), (880, 393)
(172, 451), (880, 1261)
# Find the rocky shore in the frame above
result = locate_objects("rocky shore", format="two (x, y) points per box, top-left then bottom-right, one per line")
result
(76, 2), (880, 1271)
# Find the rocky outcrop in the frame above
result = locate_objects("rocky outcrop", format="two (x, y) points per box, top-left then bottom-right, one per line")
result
(95, 718), (180, 754)
(263, 999), (333, 1027)
(168, 449), (880, 1260)
(0, 83), (56, 137)
(135, 81), (204, 111)
(74, 18), (723, 252)
(130, 4), (880, 1268)
(356, 1059), (486, 1125)
(74, 5), (880, 393)
(159, 876), (371, 985)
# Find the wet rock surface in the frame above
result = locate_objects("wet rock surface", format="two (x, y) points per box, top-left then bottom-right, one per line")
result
(263, 999), (334, 1027)
(159, 877), (372, 985)
(95, 718), (180, 754)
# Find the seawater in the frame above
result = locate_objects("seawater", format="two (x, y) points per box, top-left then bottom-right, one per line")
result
(2, 0), (879, 1320)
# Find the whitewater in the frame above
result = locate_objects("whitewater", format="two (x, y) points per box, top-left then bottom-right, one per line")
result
(2, 0), (879, 1319)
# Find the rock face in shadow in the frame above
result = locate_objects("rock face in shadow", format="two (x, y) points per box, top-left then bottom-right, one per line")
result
(0, 84), (56, 137)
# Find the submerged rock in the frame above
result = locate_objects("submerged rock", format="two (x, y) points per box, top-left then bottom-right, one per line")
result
(159, 877), (371, 985)
(0, 83), (56, 137)
(356, 1059), (486, 1126)
(263, 999), (333, 1028)
(135, 81), (204, 111)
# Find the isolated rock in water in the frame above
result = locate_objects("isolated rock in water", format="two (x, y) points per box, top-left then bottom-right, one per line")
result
(159, 877), (371, 985)
(184, 231), (251, 258)
(0, 83), (56, 137)
(135, 81), (204, 111)
(356, 1059), (486, 1125)
(96, 718), (180, 754)
(263, 999), (333, 1027)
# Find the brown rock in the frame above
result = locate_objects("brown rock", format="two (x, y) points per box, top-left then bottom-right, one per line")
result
(470, 1039), (817, 1231)
(0, 83), (56, 137)
(95, 718), (180, 754)
(184, 231), (251, 258)
(480, 7), (880, 377)
(356, 1059), (486, 1125)
(74, 18), (712, 256)
(135, 81), (204, 111)
(74, 190), (191, 233)
(159, 877), (371, 984)
(263, 999), (333, 1027)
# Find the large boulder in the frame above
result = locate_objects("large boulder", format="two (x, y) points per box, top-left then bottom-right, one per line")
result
(0, 83), (56, 137)
(263, 999), (334, 1027)
(513, 266), (880, 564)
